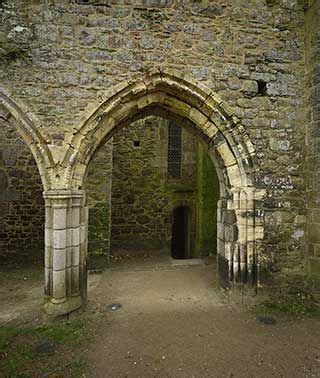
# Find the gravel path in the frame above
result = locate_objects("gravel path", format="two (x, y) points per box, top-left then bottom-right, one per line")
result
(86, 261), (320, 378)
(1, 259), (320, 377)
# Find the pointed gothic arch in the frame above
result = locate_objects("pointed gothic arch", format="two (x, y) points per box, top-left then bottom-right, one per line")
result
(42, 70), (266, 318)
(64, 69), (257, 192)
(67, 69), (264, 283)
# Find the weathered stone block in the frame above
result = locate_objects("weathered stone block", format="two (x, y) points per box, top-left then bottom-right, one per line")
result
(53, 249), (66, 271)
(241, 80), (258, 97)
(78, 29), (95, 45)
(309, 224), (320, 244)
(222, 210), (236, 225)
(52, 269), (67, 300)
(309, 257), (320, 275)
(224, 224), (238, 242)
(2, 148), (17, 166)
(269, 138), (290, 151)
(0, 170), (8, 191)
(53, 208), (67, 230)
(52, 230), (67, 250)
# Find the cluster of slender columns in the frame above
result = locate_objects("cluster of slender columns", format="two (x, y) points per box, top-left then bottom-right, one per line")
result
(42, 190), (88, 318)
(217, 188), (264, 287)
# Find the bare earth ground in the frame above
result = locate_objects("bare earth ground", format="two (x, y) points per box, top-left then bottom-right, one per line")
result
(1, 256), (320, 377)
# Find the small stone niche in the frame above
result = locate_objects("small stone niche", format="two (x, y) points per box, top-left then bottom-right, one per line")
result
(133, 140), (140, 147)
(257, 80), (267, 96)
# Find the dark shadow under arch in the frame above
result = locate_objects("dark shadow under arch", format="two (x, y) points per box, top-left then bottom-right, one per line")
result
(171, 206), (192, 259)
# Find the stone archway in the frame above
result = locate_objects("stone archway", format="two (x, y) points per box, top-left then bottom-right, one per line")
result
(0, 89), (54, 306)
(42, 69), (265, 318)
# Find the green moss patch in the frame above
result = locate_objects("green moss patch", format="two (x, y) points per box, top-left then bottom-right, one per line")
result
(0, 321), (89, 377)
(252, 293), (320, 319)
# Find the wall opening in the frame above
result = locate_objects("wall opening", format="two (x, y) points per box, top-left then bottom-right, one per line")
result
(171, 206), (191, 259)
(84, 115), (219, 264)
(37, 71), (263, 317)
(76, 71), (262, 291)
(257, 80), (267, 96)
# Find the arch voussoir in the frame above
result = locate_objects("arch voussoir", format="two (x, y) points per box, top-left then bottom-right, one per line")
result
(67, 72), (258, 191)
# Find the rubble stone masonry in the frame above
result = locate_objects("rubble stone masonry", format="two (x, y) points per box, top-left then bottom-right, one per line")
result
(0, 0), (319, 316)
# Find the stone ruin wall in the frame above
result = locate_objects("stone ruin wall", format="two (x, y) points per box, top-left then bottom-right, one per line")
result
(0, 106), (44, 264)
(0, 112), (217, 263)
(305, 0), (320, 292)
(0, 0), (319, 293)
(83, 137), (113, 257)
(109, 116), (198, 255)
(85, 115), (218, 258)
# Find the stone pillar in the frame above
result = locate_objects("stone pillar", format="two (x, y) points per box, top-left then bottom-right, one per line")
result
(217, 188), (265, 288)
(42, 190), (88, 319)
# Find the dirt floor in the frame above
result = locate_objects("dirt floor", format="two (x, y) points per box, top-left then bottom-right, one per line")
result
(1, 256), (320, 377)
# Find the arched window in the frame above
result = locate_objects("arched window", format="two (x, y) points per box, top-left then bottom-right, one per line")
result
(167, 122), (182, 179)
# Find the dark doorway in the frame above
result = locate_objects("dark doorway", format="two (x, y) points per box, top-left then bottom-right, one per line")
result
(171, 206), (191, 259)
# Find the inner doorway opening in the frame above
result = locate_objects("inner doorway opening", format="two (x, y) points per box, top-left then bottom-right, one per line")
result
(171, 206), (191, 259)
(84, 115), (220, 267)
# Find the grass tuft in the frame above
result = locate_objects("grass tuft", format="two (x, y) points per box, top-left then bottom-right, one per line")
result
(252, 293), (320, 318)
(0, 320), (88, 377)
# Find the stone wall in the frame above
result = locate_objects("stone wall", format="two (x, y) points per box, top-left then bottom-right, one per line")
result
(305, 0), (320, 291)
(0, 0), (317, 293)
(0, 105), (44, 263)
(0, 106), (218, 263)
(195, 143), (220, 257)
(85, 115), (202, 256)
(84, 140), (113, 256)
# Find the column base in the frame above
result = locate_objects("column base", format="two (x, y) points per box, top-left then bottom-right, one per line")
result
(41, 295), (84, 320)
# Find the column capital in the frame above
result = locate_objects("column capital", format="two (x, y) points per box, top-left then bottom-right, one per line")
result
(43, 189), (85, 200)
(43, 189), (86, 208)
